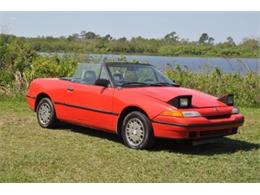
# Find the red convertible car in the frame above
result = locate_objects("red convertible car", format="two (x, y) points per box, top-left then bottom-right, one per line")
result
(26, 62), (244, 149)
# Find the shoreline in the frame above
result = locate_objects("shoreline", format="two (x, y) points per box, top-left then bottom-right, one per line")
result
(39, 52), (260, 60)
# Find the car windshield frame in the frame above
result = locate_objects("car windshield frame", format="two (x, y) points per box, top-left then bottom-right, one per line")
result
(105, 62), (174, 87)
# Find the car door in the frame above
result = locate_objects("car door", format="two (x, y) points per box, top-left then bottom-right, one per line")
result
(65, 64), (117, 132)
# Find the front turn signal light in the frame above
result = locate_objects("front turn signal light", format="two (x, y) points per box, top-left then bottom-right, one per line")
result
(231, 107), (239, 114)
(160, 110), (183, 117)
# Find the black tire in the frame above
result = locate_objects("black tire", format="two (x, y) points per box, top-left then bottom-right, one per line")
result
(121, 111), (155, 149)
(36, 97), (57, 128)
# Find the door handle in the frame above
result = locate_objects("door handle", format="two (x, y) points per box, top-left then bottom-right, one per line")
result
(67, 87), (74, 92)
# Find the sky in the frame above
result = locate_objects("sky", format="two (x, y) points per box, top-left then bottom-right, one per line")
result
(0, 11), (259, 43)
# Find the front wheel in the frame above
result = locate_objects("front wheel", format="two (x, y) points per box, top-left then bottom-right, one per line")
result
(121, 111), (154, 149)
(36, 97), (57, 128)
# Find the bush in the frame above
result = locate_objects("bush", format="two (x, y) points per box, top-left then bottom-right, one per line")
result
(24, 55), (78, 81)
(165, 67), (260, 107)
(0, 35), (79, 96)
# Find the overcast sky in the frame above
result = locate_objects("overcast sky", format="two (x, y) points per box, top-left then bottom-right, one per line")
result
(0, 11), (259, 43)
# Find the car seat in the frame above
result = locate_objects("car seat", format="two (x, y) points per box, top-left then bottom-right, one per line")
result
(113, 73), (124, 83)
(82, 70), (97, 84)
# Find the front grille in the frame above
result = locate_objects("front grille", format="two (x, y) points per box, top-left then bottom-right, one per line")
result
(204, 114), (231, 120)
(189, 128), (237, 139)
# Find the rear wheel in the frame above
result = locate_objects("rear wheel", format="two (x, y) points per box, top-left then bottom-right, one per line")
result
(121, 111), (154, 149)
(36, 97), (57, 128)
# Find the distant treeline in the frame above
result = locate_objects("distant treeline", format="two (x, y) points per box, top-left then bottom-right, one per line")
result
(9, 31), (260, 57)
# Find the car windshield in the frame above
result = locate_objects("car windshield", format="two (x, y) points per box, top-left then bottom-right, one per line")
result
(107, 63), (174, 87)
(71, 63), (175, 87)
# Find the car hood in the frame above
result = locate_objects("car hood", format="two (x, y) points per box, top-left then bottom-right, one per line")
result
(130, 86), (226, 108)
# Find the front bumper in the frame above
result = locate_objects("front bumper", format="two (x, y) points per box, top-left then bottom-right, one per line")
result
(151, 113), (244, 139)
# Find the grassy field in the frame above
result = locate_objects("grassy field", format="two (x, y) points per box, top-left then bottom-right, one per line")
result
(0, 100), (259, 182)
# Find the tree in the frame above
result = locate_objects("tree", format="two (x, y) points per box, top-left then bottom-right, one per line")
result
(164, 32), (179, 42)
(226, 36), (236, 46)
(83, 31), (98, 39)
(67, 33), (79, 41)
(240, 38), (259, 50)
(103, 34), (113, 41)
(208, 37), (214, 45)
(80, 30), (87, 39)
(227, 36), (234, 44)
(199, 33), (209, 44)
(118, 37), (127, 42)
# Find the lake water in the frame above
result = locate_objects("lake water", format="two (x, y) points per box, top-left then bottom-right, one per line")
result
(89, 54), (260, 74)
(40, 52), (260, 74)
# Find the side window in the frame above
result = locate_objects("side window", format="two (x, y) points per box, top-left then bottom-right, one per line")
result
(109, 66), (126, 85)
(72, 63), (101, 85)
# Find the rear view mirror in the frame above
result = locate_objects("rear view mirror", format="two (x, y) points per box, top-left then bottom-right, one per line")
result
(95, 79), (110, 87)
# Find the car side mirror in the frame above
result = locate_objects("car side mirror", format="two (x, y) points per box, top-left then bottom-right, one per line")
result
(171, 79), (180, 87)
(95, 79), (110, 87)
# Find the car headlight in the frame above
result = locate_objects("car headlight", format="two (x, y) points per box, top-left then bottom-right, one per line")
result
(182, 111), (201, 117)
(160, 110), (201, 118)
(167, 95), (192, 108)
(231, 107), (239, 114)
(218, 94), (234, 106)
(227, 95), (234, 105)
(179, 97), (189, 107)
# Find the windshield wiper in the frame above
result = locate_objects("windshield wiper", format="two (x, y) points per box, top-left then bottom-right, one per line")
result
(121, 82), (149, 87)
(149, 82), (179, 87)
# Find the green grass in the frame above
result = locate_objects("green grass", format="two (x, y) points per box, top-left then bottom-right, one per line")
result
(0, 100), (259, 182)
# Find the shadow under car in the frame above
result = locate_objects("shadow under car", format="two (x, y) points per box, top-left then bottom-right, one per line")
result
(55, 122), (259, 155)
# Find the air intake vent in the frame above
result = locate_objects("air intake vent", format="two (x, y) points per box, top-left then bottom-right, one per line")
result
(204, 114), (231, 120)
